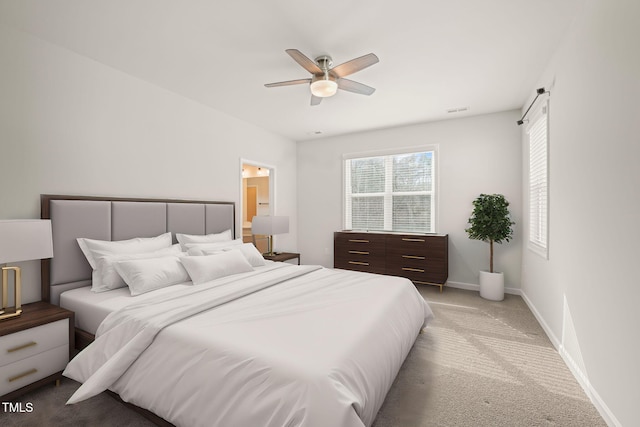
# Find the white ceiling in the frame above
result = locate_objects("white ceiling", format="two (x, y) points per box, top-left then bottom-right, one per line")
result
(0, 0), (584, 141)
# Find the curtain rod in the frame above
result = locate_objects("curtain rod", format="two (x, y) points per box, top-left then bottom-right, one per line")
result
(517, 87), (549, 125)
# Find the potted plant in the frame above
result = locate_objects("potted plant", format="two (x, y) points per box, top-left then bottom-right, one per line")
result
(465, 194), (514, 301)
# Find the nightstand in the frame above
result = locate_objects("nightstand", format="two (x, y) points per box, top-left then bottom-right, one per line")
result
(0, 302), (74, 401)
(263, 252), (301, 265)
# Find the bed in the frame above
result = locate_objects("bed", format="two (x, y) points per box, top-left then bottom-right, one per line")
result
(41, 194), (433, 427)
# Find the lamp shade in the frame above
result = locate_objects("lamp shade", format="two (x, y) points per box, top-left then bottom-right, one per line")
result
(0, 220), (53, 264)
(251, 216), (289, 236)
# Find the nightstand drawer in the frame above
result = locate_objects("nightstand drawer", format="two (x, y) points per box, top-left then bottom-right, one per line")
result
(0, 319), (69, 368)
(0, 344), (68, 396)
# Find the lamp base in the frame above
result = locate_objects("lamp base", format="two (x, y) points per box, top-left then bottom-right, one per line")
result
(0, 308), (23, 321)
(1, 266), (22, 321)
(263, 235), (274, 257)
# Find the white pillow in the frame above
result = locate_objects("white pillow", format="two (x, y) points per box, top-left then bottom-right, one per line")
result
(185, 238), (243, 256)
(114, 255), (189, 296)
(202, 243), (265, 267)
(176, 230), (232, 250)
(91, 244), (182, 293)
(181, 251), (253, 285)
(77, 232), (172, 269)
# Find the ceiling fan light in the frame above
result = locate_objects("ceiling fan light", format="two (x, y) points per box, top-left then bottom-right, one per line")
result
(310, 79), (338, 98)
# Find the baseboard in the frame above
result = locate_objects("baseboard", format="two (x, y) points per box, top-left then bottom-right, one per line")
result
(519, 291), (561, 349)
(520, 290), (620, 427)
(446, 281), (522, 296)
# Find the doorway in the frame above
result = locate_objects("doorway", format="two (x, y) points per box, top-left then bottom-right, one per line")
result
(241, 161), (274, 253)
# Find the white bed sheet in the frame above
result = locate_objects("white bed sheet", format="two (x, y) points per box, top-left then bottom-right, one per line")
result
(59, 262), (278, 334)
(64, 263), (433, 427)
(59, 283), (192, 334)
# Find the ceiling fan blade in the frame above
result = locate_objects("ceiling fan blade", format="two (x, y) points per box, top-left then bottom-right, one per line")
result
(337, 78), (376, 96)
(265, 78), (311, 88)
(330, 53), (379, 78)
(310, 95), (322, 106)
(286, 49), (323, 75)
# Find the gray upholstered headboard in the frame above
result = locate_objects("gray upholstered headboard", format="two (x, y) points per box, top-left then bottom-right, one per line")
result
(41, 195), (235, 305)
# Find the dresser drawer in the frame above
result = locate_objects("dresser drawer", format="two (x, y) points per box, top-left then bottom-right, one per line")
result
(0, 344), (68, 396)
(386, 264), (448, 285)
(334, 256), (386, 274)
(0, 319), (69, 368)
(334, 245), (386, 261)
(386, 234), (447, 258)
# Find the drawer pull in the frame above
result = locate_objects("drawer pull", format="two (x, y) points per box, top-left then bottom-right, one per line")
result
(7, 341), (37, 353)
(349, 250), (370, 255)
(402, 255), (425, 260)
(414, 280), (437, 285)
(349, 261), (370, 266)
(402, 238), (425, 242)
(348, 239), (370, 243)
(402, 267), (425, 273)
(8, 368), (38, 383)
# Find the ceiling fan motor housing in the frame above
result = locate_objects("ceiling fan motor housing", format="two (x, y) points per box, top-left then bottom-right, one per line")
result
(315, 55), (333, 71)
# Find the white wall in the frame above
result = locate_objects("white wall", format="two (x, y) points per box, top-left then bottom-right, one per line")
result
(297, 111), (522, 291)
(0, 24), (297, 303)
(521, 1), (640, 425)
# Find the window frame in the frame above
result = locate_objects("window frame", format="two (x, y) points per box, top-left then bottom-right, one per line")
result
(342, 146), (438, 233)
(526, 99), (549, 259)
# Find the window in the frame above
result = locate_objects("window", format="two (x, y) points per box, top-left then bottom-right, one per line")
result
(527, 101), (549, 257)
(344, 149), (436, 233)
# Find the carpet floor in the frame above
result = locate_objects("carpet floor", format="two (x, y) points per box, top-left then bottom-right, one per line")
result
(1, 286), (606, 427)
(373, 286), (606, 427)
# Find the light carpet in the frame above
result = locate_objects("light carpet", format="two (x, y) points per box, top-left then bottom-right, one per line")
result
(372, 286), (606, 427)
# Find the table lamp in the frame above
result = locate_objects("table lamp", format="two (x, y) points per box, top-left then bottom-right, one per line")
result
(0, 220), (53, 320)
(251, 216), (289, 256)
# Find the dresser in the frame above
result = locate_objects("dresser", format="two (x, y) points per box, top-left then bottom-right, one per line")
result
(334, 231), (448, 291)
(0, 302), (74, 400)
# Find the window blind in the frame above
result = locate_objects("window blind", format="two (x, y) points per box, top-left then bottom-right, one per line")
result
(528, 103), (548, 256)
(344, 151), (435, 233)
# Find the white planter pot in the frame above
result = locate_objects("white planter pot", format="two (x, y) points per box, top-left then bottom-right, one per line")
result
(479, 271), (504, 301)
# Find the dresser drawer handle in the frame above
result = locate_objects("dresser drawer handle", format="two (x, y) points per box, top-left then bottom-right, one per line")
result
(349, 261), (370, 266)
(348, 239), (370, 243)
(349, 250), (369, 255)
(414, 280), (436, 285)
(8, 368), (38, 383)
(402, 267), (425, 273)
(402, 238), (425, 242)
(7, 341), (37, 353)
(402, 255), (425, 260)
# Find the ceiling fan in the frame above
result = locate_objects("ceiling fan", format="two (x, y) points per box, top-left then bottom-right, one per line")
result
(265, 49), (379, 106)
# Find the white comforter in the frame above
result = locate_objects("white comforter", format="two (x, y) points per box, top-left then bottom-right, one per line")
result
(64, 263), (433, 427)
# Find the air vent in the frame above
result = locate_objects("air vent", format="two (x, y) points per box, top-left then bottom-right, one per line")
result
(446, 106), (469, 114)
